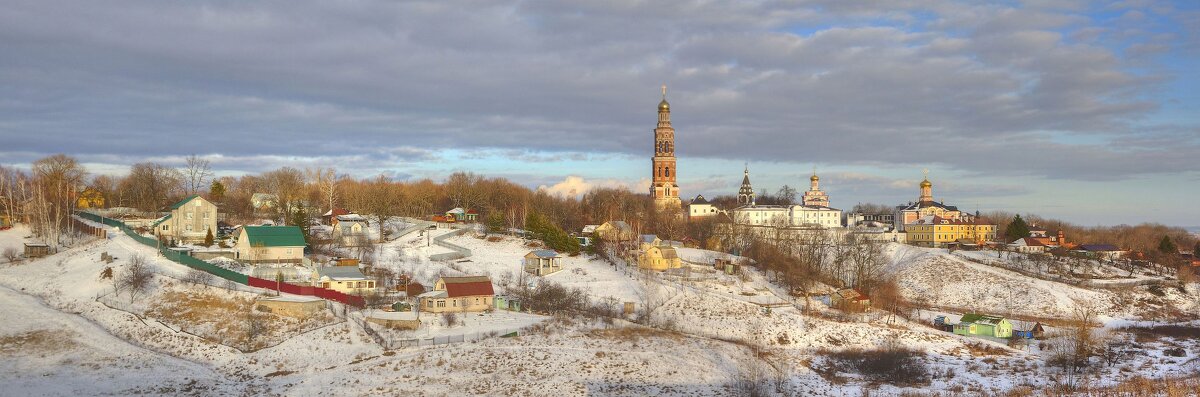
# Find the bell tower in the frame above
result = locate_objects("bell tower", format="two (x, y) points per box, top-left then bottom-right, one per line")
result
(651, 85), (681, 210)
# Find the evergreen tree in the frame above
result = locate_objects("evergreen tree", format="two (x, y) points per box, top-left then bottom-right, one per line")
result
(485, 212), (505, 235)
(204, 228), (214, 247)
(524, 211), (580, 254)
(1194, 241), (1200, 257)
(209, 180), (226, 202)
(290, 206), (311, 245)
(1004, 214), (1031, 243)
(1158, 235), (1177, 254)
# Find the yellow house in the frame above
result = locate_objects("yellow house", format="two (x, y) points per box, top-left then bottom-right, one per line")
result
(153, 195), (219, 244)
(418, 276), (495, 313)
(313, 266), (375, 295)
(76, 188), (105, 209)
(905, 215), (997, 247)
(234, 225), (306, 264)
(594, 221), (634, 242)
(638, 244), (682, 271)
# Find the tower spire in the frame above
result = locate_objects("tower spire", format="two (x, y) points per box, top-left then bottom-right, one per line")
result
(662, 84), (667, 99)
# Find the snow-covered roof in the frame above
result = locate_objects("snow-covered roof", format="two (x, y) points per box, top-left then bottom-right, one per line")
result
(581, 225), (599, 234)
(640, 234), (659, 243)
(335, 214), (367, 222)
(446, 207), (465, 215)
(528, 249), (559, 258)
(315, 266), (368, 281)
(417, 290), (447, 299)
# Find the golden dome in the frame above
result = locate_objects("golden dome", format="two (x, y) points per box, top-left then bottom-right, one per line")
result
(658, 99), (670, 111)
(920, 178), (932, 188)
(810, 174), (819, 182)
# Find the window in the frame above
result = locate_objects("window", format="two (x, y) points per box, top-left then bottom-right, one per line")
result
(186, 212), (193, 220)
(427, 300), (433, 308)
(185, 225), (192, 232)
(194, 201), (201, 207)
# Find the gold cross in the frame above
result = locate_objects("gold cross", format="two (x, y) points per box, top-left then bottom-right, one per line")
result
(662, 84), (667, 98)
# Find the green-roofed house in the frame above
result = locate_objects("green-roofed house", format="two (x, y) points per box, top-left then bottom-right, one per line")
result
(953, 313), (1013, 338)
(153, 195), (218, 245)
(235, 225), (307, 264)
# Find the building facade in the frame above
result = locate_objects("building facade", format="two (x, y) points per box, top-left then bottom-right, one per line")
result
(893, 173), (972, 232)
(687, 194), (720, 221)
(650, 85), (681, 210)
(153, 195), (219, 244)
(801, 172), (829, 207)
(904, 215), (997, 247)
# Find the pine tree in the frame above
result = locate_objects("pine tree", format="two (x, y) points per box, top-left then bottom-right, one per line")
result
(1158, 235), (1177, 254)
(1193, 241), (1200, 257)
(204, 228), (214, 247)
(290, 206), (311, 245)
(1004, 214), (1031, 243)
(210, 180), (226, 202)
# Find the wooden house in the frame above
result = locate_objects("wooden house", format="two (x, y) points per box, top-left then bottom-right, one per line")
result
(313, 266), (375, 295)
(954, 313), (1013, 338)
(832, 288), (871, 312)
(234, 225), (306, 264)
(1013, 322), (1045, 339)
(594, 221), (634, 242)
(417, 276), (494, 313)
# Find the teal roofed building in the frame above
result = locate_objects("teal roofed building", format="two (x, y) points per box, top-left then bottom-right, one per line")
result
(234, 225), (306, 265)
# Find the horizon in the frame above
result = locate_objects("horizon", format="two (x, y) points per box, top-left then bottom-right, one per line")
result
(3, 1), (1198, 227)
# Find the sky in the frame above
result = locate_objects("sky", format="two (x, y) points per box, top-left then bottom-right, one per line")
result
(1, 0), (1198, 227)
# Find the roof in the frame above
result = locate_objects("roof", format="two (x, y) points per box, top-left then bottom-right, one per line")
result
(528, 249), (559, 258)
(908, 215), (992, 226)
(323, 208), (350, 217)
(241, 226), (306, 247)
(150, 214), (173, 227)
(959, 313), (1006, 325)
(440, 276), (494, 298)
(640, 234), (659, 243)
(334, 214), (367, 222)
(691, 194), (709, 205)
(417, 290), (447, 299)
(581, 224), (599, 234)
(1080, 244), (1121, 252)
(659, 247), (678, 259)
(446, 207), (465, 215)
(603, 220), (632, 232)
(1010, 238), (1045, 247)
(169, 195), (202, 210)
(835, 288), (869, 302)
(316, 266), (368, 280)
(897, 200), (959, 212)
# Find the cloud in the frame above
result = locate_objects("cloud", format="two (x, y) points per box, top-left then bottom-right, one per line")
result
(0, 0), (1195, 183)
(537, 176), (648, 199)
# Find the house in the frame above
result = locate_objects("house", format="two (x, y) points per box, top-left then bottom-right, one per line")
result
(523, 250), (562, 276)
(639, 234), (661, 250)
(581, 225), (599, 236)
(251, 193), (278, 211)
(1013, 322), (1046, 339)
(314, 266), (375, 295)
(594, 221), (634, 242)
(234, 225), (306, 264)
(445, 207), (478, 222)
(321, 208), (351, 225)
(1008, 237), (1047, 253)
(24, 242), (50, 258)
(638, 243), (682, 271)
(417, 276), (495, 313)
(76, 188), (105, 209)
(954, 313), (1013, 338)
(688, 194), (721, 221)
(153, 195), (219, 245)
(330, 214), (370, 246)
(831, 288), (871, 312)
(1077, 244), (1126, 260)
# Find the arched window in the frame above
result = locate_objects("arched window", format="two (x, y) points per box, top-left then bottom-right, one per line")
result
(665, 167), (670, 178)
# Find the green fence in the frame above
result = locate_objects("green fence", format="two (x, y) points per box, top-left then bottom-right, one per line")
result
(77, 211), (249, 284)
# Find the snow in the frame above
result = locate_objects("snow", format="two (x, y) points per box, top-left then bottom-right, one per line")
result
(1, 224), (1198, 396)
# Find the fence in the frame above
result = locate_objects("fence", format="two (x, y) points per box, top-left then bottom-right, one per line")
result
(70, 217), (107, 239)
(77, 211), (364, 307)
(429, 227), (473, 261)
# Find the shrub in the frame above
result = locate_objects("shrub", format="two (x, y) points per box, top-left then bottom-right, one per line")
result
(824, 346), (930, 386)
(2, 247), (18, 263)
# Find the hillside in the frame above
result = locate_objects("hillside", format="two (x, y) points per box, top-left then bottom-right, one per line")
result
(1, 225), (1197, 396)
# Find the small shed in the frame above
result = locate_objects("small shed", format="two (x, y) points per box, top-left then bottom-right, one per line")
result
(254, 296), (326, 318)
(523, 249), (562, 276)
(831, 288), (871, 312)
(1013, 322), (1045, 339)
(24, 243), (50, 258)
(366, 311), (420, 330)
(495, 294), (522, 312)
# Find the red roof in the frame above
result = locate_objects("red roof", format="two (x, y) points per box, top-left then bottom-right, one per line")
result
(441, 276), (494, 298)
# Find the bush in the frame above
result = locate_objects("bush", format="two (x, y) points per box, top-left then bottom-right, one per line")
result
(441, 312), (458, 327)
(824, 346), (930, 386)
(3, 247), (19, 263)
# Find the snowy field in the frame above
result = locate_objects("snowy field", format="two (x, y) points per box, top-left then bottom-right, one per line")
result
(1, 224), (1198, 396)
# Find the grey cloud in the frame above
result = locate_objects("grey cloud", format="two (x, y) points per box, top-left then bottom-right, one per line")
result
(0, 0), (1194, 181)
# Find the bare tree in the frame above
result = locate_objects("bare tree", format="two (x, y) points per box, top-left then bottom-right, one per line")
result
(122, 162), (183, 211)
(182, 155), (213, 196)
(305, 167), (340, 213)
(445, 172), (485, 213)
(119, 254), (154, 304)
